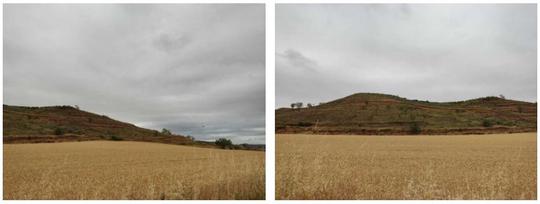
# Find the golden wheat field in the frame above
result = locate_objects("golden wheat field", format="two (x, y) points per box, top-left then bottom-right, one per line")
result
(276, 133), (537, 200)
(4, 141), (265, 200)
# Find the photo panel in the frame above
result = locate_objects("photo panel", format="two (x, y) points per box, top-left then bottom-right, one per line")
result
(3, 3), (265, 200)
(275, 4), (537, 200)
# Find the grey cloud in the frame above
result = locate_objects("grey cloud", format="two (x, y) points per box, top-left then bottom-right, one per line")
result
(153, 33), (191, 53)
(276, 4), (537, 108)
(4, 4), (265, 144)
(277, 49), (318, 71)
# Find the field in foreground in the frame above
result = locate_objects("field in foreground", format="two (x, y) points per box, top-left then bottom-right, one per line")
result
(276, 133), (536, 200)
(4, 141), (265, 200)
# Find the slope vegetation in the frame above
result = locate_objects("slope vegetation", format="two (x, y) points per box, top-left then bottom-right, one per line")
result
(276, 93), (537, 135)
(3, 105), (194, 145)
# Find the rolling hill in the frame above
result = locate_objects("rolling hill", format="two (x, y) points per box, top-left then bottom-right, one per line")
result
(276, 93), (537, 135)
(3, 104), (196, 145)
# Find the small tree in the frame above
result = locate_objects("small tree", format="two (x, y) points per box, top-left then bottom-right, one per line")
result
(483, 119), (494, 127)
(499, 94), (506, 99)
(307, 103), (313, 108)
(215, 138), (233, 149)
(296, 102), (303, 109)
(161, 128), (172, 135)
(409, 122), (421, 134)
(290, 103), (296, 109)
(110, 135), (123, 141)
(54, 127), (64, 136)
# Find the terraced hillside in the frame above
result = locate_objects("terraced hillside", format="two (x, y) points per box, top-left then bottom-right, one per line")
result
(276, 93), (537, 135)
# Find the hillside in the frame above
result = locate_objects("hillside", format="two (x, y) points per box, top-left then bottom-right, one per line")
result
(276, 93), (537, 135)
(3, 105), (194, 145)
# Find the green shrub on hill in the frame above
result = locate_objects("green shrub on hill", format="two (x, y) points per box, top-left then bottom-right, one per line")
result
(482, 119), (494, 127)
(409, 122), (421, 134)
(110, 135), (123, 141)
(297, 122), (313, 127)
(54, 127), (64, 135)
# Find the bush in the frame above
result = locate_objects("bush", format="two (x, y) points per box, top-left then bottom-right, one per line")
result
(54, 127), (64, 135)
(215, 138), (233, 149)
(297, 122), (313, 127)
(65, 127), (82, 134)
(482, 119), (494, 127)
(110, 135), (123, 141)
(161, 128), (172, 135)
(409, 122), (421, 134)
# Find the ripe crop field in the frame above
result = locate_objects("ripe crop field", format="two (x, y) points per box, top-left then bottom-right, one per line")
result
(4, 141), (265, 200)
(276, 133), (536, 200)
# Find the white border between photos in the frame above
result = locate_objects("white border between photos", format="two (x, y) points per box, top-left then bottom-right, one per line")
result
(0, 0), (538, 204)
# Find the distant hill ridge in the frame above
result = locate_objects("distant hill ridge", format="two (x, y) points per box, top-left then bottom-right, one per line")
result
(3, 104), (195, 145)
(276, 93), (537, 135)
(3, 104), (265, 150)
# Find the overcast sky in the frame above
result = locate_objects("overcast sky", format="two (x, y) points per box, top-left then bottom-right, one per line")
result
(4, 4), (265, 144)
(276, 4), (537, 108)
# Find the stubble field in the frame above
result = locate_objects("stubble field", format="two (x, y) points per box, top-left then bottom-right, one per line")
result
(276, 133), (536, 200)
(4, 141), (265, 200)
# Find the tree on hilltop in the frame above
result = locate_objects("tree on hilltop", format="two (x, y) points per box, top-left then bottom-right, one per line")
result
(161, 128), (172, 135)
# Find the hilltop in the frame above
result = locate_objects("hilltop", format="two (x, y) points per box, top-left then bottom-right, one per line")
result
(3, 105), (264, 150)
(276, 93), (537, 135)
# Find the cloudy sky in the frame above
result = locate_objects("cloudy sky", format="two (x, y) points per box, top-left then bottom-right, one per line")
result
(276, 4), (536, 108)
(4, 4), (265, 144)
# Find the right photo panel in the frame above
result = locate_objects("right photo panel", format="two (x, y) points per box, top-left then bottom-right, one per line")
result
(275, 4), (537, 200)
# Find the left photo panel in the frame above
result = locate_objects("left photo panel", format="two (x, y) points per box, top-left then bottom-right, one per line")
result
(3, 4), (265, 200)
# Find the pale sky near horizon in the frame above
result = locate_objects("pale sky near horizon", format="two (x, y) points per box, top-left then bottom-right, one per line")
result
(4, 4), (266, 144)
(276, 4), (537, 108)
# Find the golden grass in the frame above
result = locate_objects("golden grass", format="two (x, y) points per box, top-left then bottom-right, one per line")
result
(276, 133), (536, 200)
(4, 141), (265, 200)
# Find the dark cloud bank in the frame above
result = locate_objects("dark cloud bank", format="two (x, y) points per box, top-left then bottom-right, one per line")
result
(276, 4), (537, 108)
(4, 4), (265, 144)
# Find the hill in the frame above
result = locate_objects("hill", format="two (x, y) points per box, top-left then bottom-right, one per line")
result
(276, 93), (537, 135)
(4, 104), (265, 150)
(3, 104), (197, 145)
